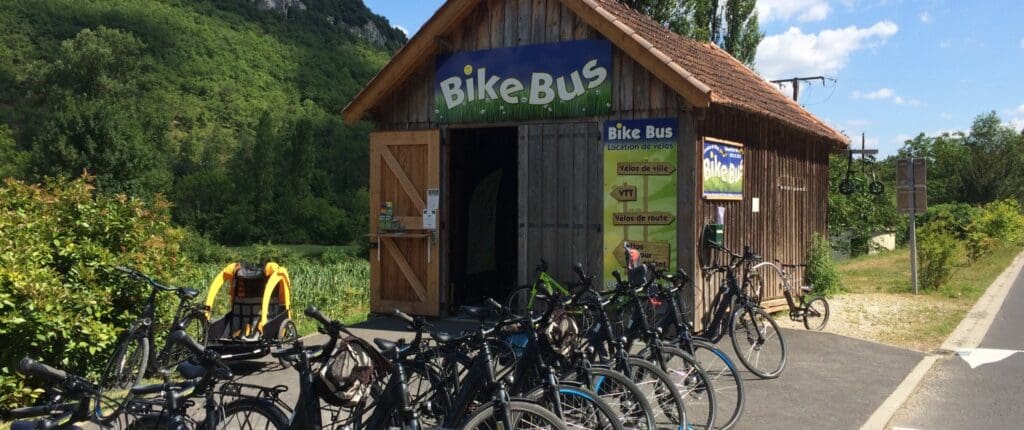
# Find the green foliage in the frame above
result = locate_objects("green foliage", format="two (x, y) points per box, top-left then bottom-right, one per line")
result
(0, 176), (188, 408)
(0, 0), (400, 246)
(622, 0), (763, 66)
(319, 247), (355, 265)
(918, 224), (959, 291)
(975, 199), (1024, 246)
(805, 234), (842, 297)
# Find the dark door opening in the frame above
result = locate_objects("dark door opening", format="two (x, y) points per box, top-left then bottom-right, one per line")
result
(448, 127), (518, 309)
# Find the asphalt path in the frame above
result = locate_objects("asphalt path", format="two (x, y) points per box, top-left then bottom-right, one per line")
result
(890, 268), (1024, 430)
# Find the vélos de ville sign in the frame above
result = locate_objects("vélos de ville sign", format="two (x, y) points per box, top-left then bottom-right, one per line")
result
(435, 40), (612, 123)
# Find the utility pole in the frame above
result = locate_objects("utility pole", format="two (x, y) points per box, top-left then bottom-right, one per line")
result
(770, 76), (830, 102)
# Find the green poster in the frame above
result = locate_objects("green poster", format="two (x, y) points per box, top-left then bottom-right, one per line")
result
(603, 118), (678, 289)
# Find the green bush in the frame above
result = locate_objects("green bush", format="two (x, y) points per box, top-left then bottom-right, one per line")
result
(975, 199), (1024, 246)
(318, 247), (354, 265)
(0, 176), (188, 409)
(919, 224), (959, 290)
(180, 229), (238, 263)
(805, 234), (842, 297)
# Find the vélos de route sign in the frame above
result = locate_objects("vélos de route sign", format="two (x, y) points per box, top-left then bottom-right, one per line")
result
(435, 40), (612, 123)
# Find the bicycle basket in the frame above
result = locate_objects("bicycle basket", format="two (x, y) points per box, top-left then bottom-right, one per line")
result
(315, 338), (374, 407)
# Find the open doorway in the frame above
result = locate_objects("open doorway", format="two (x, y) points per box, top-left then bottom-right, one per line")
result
(448, 127), (518, 309)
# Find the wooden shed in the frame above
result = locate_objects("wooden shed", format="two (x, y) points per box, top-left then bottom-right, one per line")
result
(342, 0), (848, 321)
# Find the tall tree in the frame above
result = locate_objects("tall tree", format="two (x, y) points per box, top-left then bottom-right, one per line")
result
(622, 0), (764, 67)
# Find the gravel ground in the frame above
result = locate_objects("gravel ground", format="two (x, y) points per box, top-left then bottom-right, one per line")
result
(773, 293), (963, 351)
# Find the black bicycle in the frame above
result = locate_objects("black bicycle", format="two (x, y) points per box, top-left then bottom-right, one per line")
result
(650, 268), (746, 430)
(8, 358), (99, 430)
(123, 330), (288, 430)
(608, 261), (718, 430)
(95, 267), (209, 423)
(698, 246), (787, 379)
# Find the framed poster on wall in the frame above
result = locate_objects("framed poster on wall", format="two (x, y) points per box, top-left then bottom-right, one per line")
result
(702, 137), (744, 200)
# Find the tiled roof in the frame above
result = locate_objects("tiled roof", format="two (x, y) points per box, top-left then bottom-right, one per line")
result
(587, 0), (847, 144)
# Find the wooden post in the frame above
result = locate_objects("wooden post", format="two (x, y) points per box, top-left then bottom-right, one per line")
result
(909, 160), (919, 295)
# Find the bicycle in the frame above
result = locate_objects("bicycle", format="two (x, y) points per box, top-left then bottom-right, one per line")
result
(697, 245), (787, 379)
(650, 268), (746, 430)
(8, 358), (101, 430)
(505, 259), (573, 318)
(95, 267), (209, 423)
(747, 262), (831, 331)
(123, 330), (289, 430)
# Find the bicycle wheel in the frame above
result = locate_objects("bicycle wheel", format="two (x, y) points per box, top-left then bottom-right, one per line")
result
(525, 384), (625, 430)
(625, 358), (687, 429)
(96, 331), (149, 423)
(461, 400), (568, 430)
(690, 338), (744, 430)
(217, 397), (289, 429)
(506, 285), (550, 317)
(652, 346), (716, 430)
(729, 306), (786, 379)
(157, 312), (209, 372)
(802, 297), (831, 331)
(587, 367), (656, 430)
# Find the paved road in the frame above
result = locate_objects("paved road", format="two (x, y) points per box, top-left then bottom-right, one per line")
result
(724, 328), (921, 430)
(890, 268), (1024, 430)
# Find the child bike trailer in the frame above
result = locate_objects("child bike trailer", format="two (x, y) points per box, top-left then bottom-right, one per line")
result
(203, 262), (298, 360)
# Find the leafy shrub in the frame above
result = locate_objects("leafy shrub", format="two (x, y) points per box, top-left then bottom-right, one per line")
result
(0, 176), (188, 408)
(918, 224), (959, 290)
(805, 234), (842, 297)
(975, 199), (1024, 246)
(180, 229), (237, 263)
(919, 203), (979, 241)
(319, 247), (354, 265)
(236, 243), (305, 266)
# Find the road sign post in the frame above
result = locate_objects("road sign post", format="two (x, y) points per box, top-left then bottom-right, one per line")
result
(897, 158), (927, 294)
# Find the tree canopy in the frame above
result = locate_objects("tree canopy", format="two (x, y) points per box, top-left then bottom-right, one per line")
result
(621, 0), (763, 66)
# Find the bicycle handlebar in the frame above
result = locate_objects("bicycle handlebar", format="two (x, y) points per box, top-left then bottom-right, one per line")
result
(116, 266), (178, 293)
(17, 358), (67, 384)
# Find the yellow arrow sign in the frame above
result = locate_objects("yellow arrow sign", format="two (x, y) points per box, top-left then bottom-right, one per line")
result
(611, 184), (637, 202)
(612, 212), (676, 226)
(617, 162), (676, 176)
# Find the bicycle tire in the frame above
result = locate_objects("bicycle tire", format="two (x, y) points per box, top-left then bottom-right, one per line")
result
(506, 285), (550, 317)
(461, 400), (568, 430)
(625, 357), (687, 429)
(729, 306), (786, 379)
(690, 338), (745, 430)
(652, 346), (716, 430)
(524, 384), (625, 430)
(156, 311), (209, 372)
(802, 297), (831, 331)
(96, 331), (149, 423)
(585, 367), (656, 430)
(217, 397), (289, 429)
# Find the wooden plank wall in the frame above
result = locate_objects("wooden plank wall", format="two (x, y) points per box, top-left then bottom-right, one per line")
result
(688, 106), (830, 326)
(369, 0), (692, 290)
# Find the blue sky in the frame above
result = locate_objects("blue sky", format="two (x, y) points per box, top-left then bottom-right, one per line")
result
(365, 0), (1024, 156)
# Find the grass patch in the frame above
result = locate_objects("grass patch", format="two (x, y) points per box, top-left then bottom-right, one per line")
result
(832, 244), (1022, 350)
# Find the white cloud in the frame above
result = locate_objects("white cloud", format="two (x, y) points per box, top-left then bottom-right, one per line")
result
(757, 0), (831, 23)
(853, 88), (895, 100)
(1009, 104), (1024, 131)
(395, 25), (409, 36)
(919, 12), (931, 23)
(756, 21), (899, 78)
(851, 87), (920, 106)
(893, 134), (913, 145)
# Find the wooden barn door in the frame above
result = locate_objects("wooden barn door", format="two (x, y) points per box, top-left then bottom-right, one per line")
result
(369, 130), (440, 316)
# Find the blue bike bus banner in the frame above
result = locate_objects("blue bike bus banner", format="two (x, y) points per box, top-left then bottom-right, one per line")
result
(434, 40), (612, 123)
(702, 137), (744, 200)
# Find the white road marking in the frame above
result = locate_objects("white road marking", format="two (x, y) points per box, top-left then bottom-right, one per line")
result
(956, 348), (1023, 369)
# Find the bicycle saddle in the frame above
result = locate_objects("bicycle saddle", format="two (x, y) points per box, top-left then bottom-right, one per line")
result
(431, 331), (454, 343)
(178, 288), (200, 300)
(461, 306), (492, 320)
(627, 264), (648, 288)
(800, 285), (814, 293)
(373, 338), (398, 353)
(177, 361), (207, 380)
